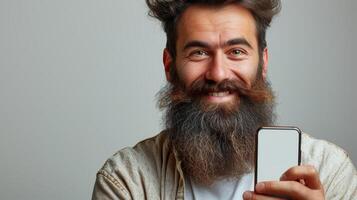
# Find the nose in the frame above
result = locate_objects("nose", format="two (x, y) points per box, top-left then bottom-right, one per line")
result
(205, 52), (229, 83)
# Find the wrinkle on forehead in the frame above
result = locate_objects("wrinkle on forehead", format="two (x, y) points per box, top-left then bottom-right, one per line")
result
(177, 4), (258, 51)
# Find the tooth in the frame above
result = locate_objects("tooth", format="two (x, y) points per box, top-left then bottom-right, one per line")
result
(209, 91), (229, 97)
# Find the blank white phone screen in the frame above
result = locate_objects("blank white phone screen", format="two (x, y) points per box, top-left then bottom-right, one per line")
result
(256, 128), (300, 183)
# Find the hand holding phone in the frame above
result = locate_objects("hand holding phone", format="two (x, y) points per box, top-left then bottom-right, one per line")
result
(245, 127), (324, 199)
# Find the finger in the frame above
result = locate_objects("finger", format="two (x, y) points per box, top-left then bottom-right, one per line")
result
(243, 191), (286, 200)
(280, 165), (322, 190)
(255, 181), (310, 199)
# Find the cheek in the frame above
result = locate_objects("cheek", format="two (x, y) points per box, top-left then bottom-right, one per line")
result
(175, 61), (207, 87)
(230, 59), (259, 87)
(239, 66), (258, 80)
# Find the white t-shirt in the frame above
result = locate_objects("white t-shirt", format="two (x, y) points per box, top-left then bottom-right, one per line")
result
(184, 173), (254, 200)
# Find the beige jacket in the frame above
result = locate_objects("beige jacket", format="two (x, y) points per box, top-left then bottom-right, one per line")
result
(92, 131), (357, 199)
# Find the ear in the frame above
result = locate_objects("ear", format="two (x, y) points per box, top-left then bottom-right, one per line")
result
(163, 48), (173, 82)
(262, 48), (269, 80)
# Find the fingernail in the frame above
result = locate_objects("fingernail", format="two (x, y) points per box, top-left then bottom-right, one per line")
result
(243, 191), (252, 199)
(255, 182), (265, 192)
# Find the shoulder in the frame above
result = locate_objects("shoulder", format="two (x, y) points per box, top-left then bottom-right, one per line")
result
(93, 131), (175, 199)
(99, 130), (172, 179)
(301, 133), (350, 166)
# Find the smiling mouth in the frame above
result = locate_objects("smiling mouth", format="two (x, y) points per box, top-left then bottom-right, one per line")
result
(203, 90), (237, 104)
(208, 91), (230, 97)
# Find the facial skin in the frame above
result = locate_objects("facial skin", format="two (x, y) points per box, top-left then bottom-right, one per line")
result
(163, 4), (269, 107)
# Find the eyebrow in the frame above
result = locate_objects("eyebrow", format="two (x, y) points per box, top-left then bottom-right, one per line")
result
(225, 38), (253, 49)
(183, 40), (210, 50)
(182, 37), (253, 51)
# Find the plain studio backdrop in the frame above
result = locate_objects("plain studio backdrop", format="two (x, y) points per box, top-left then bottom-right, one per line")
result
(0, 0), (356, 199)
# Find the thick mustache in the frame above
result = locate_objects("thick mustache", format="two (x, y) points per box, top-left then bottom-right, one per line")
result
(188, 79), (272, 103)
(189, 79), (246, 94)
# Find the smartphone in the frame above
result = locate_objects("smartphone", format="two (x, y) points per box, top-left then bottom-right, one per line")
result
(254, 126), (301, 186)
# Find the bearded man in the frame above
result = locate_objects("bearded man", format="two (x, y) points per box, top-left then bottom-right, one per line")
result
(92, 0), (357, 199)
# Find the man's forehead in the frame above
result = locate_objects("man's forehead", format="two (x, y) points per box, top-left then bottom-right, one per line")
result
(178, 4), (254, 26)
(176, 4), (258, 50)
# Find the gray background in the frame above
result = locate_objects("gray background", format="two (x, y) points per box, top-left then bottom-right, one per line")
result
(0, 0), (356, 199)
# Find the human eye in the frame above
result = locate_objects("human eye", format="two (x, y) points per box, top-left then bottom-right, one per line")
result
(228, 48), (247, 59)
(188, 49), (209, 60)
(192, 49), (208, 56)
(231, 49), (242, 56)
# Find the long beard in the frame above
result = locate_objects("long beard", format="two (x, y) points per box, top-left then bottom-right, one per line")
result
(157, 77), (276, 186)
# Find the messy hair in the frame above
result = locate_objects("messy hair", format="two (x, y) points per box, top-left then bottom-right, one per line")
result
(146, 0), (281, 59)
